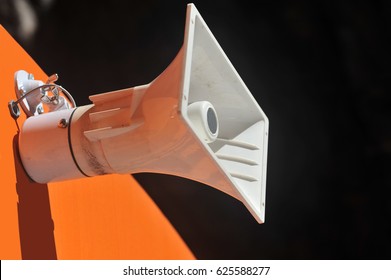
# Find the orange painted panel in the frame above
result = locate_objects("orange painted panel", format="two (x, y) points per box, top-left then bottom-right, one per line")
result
(0, 25), (194, 260)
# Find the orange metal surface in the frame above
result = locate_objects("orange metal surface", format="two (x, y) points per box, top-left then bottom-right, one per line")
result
(0, 25), (194, 260)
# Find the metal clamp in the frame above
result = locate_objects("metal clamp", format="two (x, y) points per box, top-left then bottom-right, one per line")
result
(8, 70), (76, 119)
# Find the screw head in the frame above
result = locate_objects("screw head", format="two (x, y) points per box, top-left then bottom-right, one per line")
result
(37, 106), (44, 114)
(8, 101), (20, 120)
(58, 118), (68, 128)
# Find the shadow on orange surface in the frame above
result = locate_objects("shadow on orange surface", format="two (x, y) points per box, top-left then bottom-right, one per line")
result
(13, 134), (57, 260)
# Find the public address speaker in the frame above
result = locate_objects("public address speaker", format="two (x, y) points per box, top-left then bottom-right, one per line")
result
(15, 4), (269, 223)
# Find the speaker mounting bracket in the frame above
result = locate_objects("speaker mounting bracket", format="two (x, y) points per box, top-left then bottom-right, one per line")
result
(8, 70), (76, 119)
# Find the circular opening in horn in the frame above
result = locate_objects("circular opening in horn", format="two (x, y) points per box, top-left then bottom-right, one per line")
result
(187, 101), (219, 143)
(207, 107), (218, 135)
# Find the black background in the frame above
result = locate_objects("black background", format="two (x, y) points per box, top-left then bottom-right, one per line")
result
(2, 0), (391, 259)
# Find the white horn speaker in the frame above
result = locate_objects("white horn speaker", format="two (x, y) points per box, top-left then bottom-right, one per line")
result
(17, 3), (269, 223)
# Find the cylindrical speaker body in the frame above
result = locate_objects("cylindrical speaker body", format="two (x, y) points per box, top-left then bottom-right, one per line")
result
(18, 108), (84, 183)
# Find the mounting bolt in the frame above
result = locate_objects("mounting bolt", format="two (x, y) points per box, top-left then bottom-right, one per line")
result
(8, 101), (20, 120)
(58, 118), (68, 128)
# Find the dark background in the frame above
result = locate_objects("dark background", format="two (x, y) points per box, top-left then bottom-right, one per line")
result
(1, 0), (390, 259)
